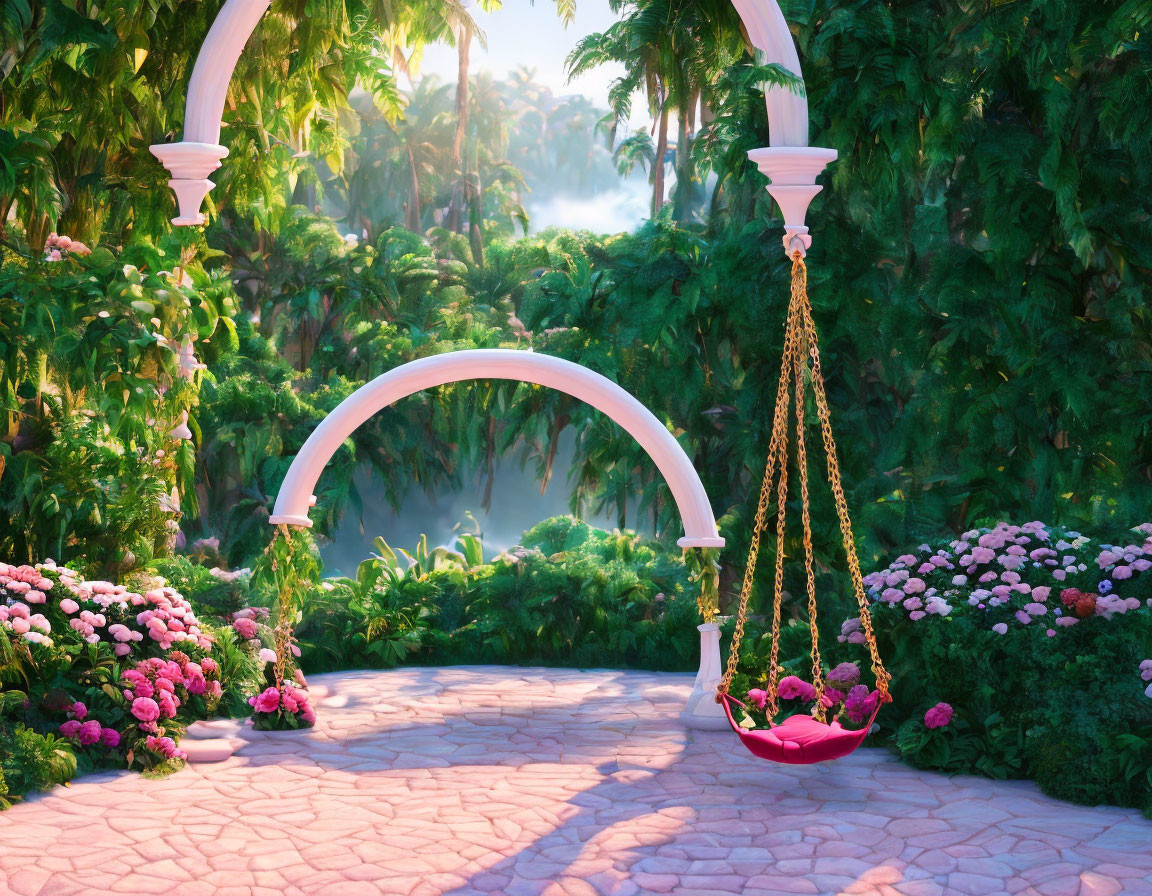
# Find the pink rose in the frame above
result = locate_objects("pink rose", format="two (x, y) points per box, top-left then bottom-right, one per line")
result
(100, 727), (121, 748)
(70, 701), (87, 720)
(232, 618), (259, 640)
(250, 687), (281, 714)
(746, 688), (768, 709)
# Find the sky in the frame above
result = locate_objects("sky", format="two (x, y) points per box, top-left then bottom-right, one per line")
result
(417, 0), (645, 128)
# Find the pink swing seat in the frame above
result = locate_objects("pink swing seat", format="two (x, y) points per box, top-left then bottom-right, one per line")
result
(719, 693), (880, 765)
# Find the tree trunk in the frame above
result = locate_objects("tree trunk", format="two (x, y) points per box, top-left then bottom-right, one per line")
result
(673, 87), (701, 223)
(405, 143), (421, 232)
(446, 24), (472, 234)
(652, 99), (669, 218)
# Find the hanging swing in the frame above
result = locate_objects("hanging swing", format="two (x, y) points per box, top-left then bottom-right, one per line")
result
(714, 255), (893, 765)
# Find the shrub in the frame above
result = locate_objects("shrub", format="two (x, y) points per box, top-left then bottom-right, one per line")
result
(295, 518), (700, 673)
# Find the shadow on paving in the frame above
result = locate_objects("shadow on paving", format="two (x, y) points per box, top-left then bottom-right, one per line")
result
(227, 670), (897, 894)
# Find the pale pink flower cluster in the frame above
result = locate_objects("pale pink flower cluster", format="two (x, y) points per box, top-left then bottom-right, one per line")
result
(248, 683), (317, 725)
(1140, 659), (1152, 700)
(0, 563), (55, 645)
(38, 560), (212, 657)
(863, 522), (1152, 637)
(43, 233), (92, 262)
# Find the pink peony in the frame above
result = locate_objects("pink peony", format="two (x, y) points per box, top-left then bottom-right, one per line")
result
(100, 727), (121, 748)
(776, 675), (817, 702)
(746, 688), (769, 709)
(924, 702), (954, 729)
(131, 697), (160, 723)
(70, 701), (87, 720)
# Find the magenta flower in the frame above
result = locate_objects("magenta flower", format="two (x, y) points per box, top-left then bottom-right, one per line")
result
(59, 720), (82, 738)
(924, 702), (954, 729)
(77, 720), (102, 745)
(746, 688), (769, 709)
(70, 701), (87, 720)
(250, 687), (281, 714)
(777, 675), (817, 702)
(100, 727), (121, 748)
(844, 685), (879, 724)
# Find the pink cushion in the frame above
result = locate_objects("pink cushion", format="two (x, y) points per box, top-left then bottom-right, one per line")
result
(719, 696), (878, 765)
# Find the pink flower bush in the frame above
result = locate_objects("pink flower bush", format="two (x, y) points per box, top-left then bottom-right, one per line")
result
(249, 683), (317, 730)
(924, 702), (954, 729)
(55, 703), (121, 752)
(0, 560), (214, 660)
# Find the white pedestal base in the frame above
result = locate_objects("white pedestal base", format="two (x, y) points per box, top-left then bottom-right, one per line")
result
(680, 623), (731, 731)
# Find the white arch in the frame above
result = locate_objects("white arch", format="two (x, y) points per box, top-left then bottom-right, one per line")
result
(268, 349), (724, 549)
(149, 0), (836, 248)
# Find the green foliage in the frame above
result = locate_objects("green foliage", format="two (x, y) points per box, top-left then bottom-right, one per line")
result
(151, 555), (251, 617)
(0, 240), (228, 574)
(0, 722), (77, 809)
(296, 517), (700, 673)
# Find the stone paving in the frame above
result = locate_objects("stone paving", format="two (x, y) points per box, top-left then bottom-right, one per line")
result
(0, 667), (1150, 896)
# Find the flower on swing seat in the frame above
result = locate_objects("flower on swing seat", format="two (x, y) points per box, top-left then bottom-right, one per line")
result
(844, 685), (879, 724)
(777, 676), (817, 702)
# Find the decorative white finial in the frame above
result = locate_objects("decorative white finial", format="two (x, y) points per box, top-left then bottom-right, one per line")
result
(149, 142), (229, 226)
(748, 146), (837, 257)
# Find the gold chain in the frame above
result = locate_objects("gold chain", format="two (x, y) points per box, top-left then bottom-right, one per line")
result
(717, 262), (803, 706)
(716, 252), (891, 711)
(798, 284), (892, 701)
(791, 286), (827, 721)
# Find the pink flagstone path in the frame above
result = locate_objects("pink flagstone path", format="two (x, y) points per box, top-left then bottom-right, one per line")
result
(0, 667), (1149, 896)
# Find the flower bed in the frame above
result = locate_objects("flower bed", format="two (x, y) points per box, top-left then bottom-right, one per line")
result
(847, 522), (1152, 815)
(0, 559), (252, 806)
